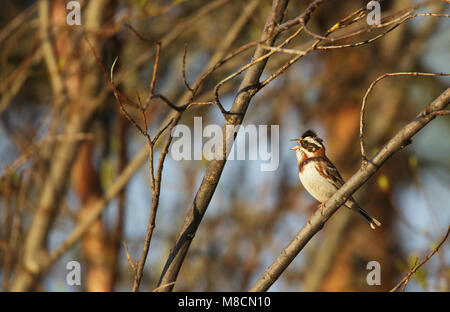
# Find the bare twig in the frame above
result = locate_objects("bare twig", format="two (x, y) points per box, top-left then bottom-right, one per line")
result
(156, 0), (291, 292)
(182, 44), (193, 93)
(258, 0), (413, 89)
(213, 19), (305, 113)
(259, 4), (449, 61)
(30, 0), (257, 288)
(390, 225), (450, 292)
(113, 24), (194, 292)
(1, 133), (94, 177)
(153, 281), (177, 292)
(132, 114), (181, 291)
(209, 0), (341, 117)
(298, 0), (330, 40)
(145, 94), (182, 112)
(149, 43), (161, 95)
(87, 36), (182, 291)
(296, 0), (444, 43)
(152, 118), (175, 145)
(0, 35), (43, 115)
(38, 0), (64, 95)
(359, 72), (450, 160)
(114, 0), (231, 85)
(124, 23), (160, 45)
(429, 110), (450, 116)
(123, 241), (137, 276)
(211, 0), (330, 116)
(0, 3), (37, 46)
(316, 10), (450, 50)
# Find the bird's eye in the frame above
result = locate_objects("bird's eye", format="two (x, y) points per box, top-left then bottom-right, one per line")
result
(300, 140), (307, 148)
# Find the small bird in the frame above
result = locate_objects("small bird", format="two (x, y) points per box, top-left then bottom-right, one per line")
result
(291, 130), (381, 229)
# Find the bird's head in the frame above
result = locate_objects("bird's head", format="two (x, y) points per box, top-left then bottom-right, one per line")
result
(290, 130), (324, 158)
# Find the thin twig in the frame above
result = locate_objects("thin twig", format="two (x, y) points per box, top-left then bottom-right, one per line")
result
(214, 21), (306, 112)
(150, 43), (161, 95)
(359, 72), (450, 160)
(211, 0), (332, 113)
(153, 281), (177, 292)
(132, 113), (181, 292)
(1, 133), (94, 177)
(156, 0), (291, 292)
(429, 110), (450, 116)
(258, 0), (414, 89)
(182, 44), (193, 93)
(123, 241), (137, 276)
(145, 94), (182, 112)
(390, 226), (450, 292)
(125, 23), (160, 45)
(317, 11), (450, 50)
(39, 0), (256, 286)
(152, 118), (174, 145)
(87, 37), (182, 292)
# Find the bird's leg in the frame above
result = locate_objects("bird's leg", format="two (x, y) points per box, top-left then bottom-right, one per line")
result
(318, 203), (325, 216)
(306, 214), (313, 225)
(307, 203), (326, 225)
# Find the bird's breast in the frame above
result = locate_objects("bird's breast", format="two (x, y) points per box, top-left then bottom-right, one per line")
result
(299, 162), (338, 203)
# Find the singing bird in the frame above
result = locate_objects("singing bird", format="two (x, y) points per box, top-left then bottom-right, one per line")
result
(291, 130), (381, 229)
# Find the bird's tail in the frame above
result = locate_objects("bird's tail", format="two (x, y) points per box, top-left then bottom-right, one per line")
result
(346, 201), (381, 230)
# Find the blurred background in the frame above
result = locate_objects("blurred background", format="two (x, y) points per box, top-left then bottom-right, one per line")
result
(0, 0), (449, 291)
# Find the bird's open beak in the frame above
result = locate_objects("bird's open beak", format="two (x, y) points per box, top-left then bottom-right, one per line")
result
(290, 139), (300, 150)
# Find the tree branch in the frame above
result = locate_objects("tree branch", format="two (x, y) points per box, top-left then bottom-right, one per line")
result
(155, 0), (291, 292)
(249, 87), (450, 292)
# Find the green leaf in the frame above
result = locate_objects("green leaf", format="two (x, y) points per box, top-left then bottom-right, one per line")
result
(100, 158), (114, 189)
(377, 175), (389, 192)
(58, 57), (66, 70)
(408, 155), (418, 168)
(413, 266), (428, 290)
(429, 242), (438, 251)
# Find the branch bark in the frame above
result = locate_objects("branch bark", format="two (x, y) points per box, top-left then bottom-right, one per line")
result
(249, 87), (450, 291)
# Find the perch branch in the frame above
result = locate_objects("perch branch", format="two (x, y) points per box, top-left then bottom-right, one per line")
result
(249, 88), (450, 291)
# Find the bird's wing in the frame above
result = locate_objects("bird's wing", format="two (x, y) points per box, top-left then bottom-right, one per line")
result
(322, 158), (345, 188)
